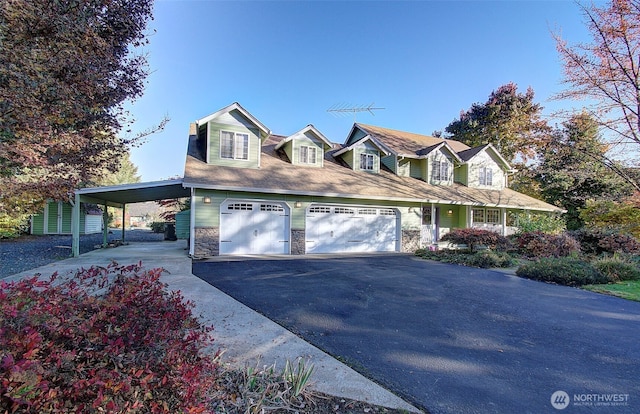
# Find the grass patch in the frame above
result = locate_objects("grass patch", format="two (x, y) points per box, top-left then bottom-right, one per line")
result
(583, 280), (640, 302)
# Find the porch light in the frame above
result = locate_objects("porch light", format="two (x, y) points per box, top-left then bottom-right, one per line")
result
(447, 209), (453, 215)
(203, 196), (211, 204)
(294, 201), (302, 208)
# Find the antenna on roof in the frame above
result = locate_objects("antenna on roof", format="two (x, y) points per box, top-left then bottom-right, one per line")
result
(327, 103), (385, 121)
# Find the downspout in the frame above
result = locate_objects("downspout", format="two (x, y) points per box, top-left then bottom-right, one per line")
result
(501, 207), (507, 236)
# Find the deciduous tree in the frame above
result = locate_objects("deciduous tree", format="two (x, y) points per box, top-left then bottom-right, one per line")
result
(444, 83), (550, 164)
(554, 0), (640, 189)
(0, 0), (158, 216)
(535, 112), (633, 229)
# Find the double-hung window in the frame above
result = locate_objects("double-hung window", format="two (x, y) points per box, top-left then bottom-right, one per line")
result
(479, 166), (493, 186)
(299, 146), (317, 164)
(486, 209), (500, 224)
(360, 153), (375, 171)
(432, 160), (450, 182)
(220, 131), (249, 160)
(472, 208), (485, 223)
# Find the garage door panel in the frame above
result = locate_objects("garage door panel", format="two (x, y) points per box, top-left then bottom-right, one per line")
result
(220, 201), (290, 255)
(305, 205), (398, 253)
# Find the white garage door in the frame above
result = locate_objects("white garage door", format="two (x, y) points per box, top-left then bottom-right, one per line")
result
(305, 205), (398, 253)
(220, 201), (290, 255)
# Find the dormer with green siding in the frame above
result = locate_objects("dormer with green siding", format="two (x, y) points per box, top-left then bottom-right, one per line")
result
(333, 135), (390, 174)
(195, 102), (271, 169)
(274, 125), (332, 167)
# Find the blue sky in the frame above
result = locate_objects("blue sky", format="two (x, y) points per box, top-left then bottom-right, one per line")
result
(126, 0), (592, 181)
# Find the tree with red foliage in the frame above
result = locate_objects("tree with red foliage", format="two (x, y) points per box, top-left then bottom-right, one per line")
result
(553, 0), (640, 190)
(0, 0), (163, 219)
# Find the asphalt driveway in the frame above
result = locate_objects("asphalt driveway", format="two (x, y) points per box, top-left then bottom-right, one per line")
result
(193, 255), (640, 413)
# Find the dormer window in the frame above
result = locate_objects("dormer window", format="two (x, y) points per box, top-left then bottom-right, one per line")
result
(432, 160), (450, 181)
(299, 146), (317, 164)
(360, 153), (375, 171)
(479, 166), (493, 186)
(220, 131), (249, 160)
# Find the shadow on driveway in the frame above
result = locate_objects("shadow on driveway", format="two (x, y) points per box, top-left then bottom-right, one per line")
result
(193, 255), (640, 414)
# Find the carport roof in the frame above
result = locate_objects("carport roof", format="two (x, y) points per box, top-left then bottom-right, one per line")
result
(75, 179), (189, 207)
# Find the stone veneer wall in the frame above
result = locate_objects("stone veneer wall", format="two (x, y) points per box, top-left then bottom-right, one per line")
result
(194, 227), (219, 257)
(401, 229), (421, 253)
(291, 230), (305, 255)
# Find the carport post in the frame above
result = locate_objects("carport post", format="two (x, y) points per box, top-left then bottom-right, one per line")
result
(122, 204), (126, 242)
(72, 192), (80, 257)
(102, 202), (109, 248)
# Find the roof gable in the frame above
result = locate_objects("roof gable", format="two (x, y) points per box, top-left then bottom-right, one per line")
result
(355, 124), (470, 156)
(274, 124), (333, 151)
(416, 141), (463, 163)
(458, 144), (513, 171)
(196, 102), (271, 139)
(333, 135), (391, 157)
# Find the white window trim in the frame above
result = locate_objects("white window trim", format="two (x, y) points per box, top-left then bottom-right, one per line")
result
(359, 153), (375, 171)
(472, 208), (485, 223)
(220, 130), (250, 161)
(432, 159), (450, 182)
(486, 208), (500, 224)
(299, 145), (317, 164)
(479, 166), (493, 186)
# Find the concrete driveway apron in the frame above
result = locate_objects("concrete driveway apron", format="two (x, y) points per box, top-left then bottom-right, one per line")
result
(193, 255), (640, 414)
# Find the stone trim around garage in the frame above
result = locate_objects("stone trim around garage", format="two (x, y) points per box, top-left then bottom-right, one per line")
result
(194, 227), (412, 257)
(194, 227), (219, 257)
(291, 229), (305, 255)
(401, 229), (421, 253)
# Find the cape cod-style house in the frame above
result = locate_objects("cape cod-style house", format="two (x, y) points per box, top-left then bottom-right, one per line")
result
(178, 102), (562, 257)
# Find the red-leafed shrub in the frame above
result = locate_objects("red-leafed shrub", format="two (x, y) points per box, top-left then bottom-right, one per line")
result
(569, 229), (640, 256)
(515, 231), (581, 258)
(0, 262), (218, 414)
(440, 228), (509, 252)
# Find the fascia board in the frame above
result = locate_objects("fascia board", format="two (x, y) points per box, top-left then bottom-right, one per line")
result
(181, 181), (564, 212)
(195, 102), (271, 137)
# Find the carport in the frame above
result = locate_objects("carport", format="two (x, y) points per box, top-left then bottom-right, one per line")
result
(71, 179), (191, 257)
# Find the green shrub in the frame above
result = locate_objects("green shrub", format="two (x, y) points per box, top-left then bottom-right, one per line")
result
(0, 263), (218, 413)
(514, 212), (566, 234)
(516, 257), (608, 286)
(440, 228), (510, 252)
(149, 221), (165, 233)
(467, 250), (516, 268)
(415, 249), (514, 268)
(515, 231), (581, 258)
(592, 256), (640, 282)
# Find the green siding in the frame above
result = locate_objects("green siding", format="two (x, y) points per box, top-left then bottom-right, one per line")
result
(31, 213), (45, 235)
(206, 116), (260, 169)
(345, 127), (367, 146)
(175, 210), (190, 239)
(381, 154), (397, 173)
(61, 203), (72, 233)
(193, 190), (421, 231)
(455, 164), (468, 185)
(397, 158), (410, 177)
(47, 201), (58, 233)
(339, 150), (354, 169)
(353, 142), (380, 173)
(291, 133), (324, 167)
(409, 158), (426, 180)
(282, 140), (293, 163)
